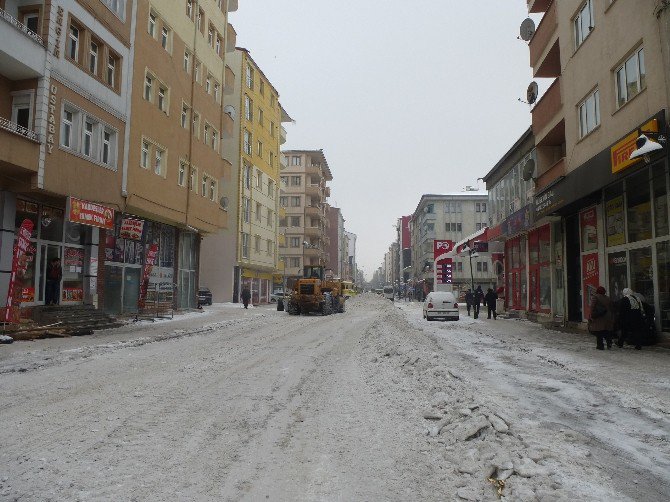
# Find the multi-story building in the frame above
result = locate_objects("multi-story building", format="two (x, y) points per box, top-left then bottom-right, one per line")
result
(279, 149), (332, 287)
(525, 0), (669, 330)
(1, 0), (238, 318)
(326, 206), (345, 277)
(200, 47), (291, 304)
(344, 230), (357, 282)
(1, 0), (132, 311)
(410, 191), (495, 297)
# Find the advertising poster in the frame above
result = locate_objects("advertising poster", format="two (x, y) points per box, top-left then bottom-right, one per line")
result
(606, 196), (625, 247)
(68, 197), (114, 230)
(138, 244), (159, 309)
(608, 252), (628, 303)
(120, 218), (145, 240)
(579, 206), (598, 252)
(5, 219), (34, 322)
(64, 247), (84, 273)
(582, 253), (600, 320)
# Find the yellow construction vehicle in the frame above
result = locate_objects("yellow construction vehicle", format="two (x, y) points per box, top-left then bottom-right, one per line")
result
(286, 266), (347, 315)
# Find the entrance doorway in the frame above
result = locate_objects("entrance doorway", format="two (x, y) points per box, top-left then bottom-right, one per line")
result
(38, 244), (61, 303)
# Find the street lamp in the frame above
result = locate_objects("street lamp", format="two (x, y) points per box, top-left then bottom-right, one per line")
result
(461, 245), (479, 292)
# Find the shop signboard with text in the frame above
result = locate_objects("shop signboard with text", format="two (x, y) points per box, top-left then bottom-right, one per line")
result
(120, 218), (145, 240)
(67, 197), (114, 230)
(434, 240), (454, 286)
(582, 253), (600, 320)
(4, 219), (35, 322)
(580, 206), (598, 252)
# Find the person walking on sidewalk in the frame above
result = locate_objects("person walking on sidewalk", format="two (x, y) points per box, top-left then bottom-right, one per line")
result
(484, 288), (498, 319)
(589, 286), (614, 350)
(465, 289), (474, 316)
(241, 287), (251, 309)
(473, 285), (483, 319)
(618, 288), (645, 350)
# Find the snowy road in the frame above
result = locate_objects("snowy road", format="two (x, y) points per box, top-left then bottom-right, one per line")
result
(1, 294), (669, 501)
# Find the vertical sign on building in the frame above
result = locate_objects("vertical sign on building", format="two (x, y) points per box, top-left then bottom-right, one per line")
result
(433, 240), (454, 285)
(138, 244), (159, 309)
(582, 253), (600, 320)
(4, 219), (35, 322)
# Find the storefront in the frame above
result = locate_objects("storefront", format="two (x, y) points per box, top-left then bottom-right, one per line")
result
(239, 269), (273, 304)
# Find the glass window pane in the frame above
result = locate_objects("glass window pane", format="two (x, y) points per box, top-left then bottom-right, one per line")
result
(625, 55), (639, 98)
(629, 246), (653, 305)
(605, 182), (625, 246)
(626, 170), (651, 243)
(40, 206), (64, 242)
(638, 49), (645, 90)
(656, 241), (670, 332)
(617, 68), (627, 106)
(652, 164), (668, 238)
(608, 251), (628, 304)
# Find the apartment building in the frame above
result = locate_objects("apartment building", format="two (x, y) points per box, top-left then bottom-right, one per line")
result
(1, 0), (132, 313)
(410, 191), (495, 297)
(279, 149), (332, 287)
(526, 0), (670, 329)
(200, 47), (291, 304)
(344, 230), (357, 282)
(326, 206), (345, 277)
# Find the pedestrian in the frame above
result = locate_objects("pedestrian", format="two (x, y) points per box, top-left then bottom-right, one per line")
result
(588, 286), (614, 350)
(241, 287), (251, 309)
(465, 289), (474, 316)
(484, 288), (498, 319)
(473, 285), (483, 319)
(45, 257), (62, 306)
(617, 288), (645, 350)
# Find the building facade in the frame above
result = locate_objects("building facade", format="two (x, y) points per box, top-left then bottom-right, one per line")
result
(410, 191), (495, 297)
(526, 0), (670, 329)
(344, 230), (356, 282)
(278, 149), (332, 287)
(326, 206), (345, 277)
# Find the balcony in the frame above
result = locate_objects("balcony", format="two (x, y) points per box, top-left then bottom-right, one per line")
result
(527, 0), (552, 13)
(303, 247), (321, 258)
(529, 1), (559, 76)
(304, 226), (321, 237)
(305, 205), (321, 217)
(531, 78), (563, 144)
(280, 155), (288, 169)
(1, 3), (45, 46)
(324, 186), (331, 198)
(0, 5), (47, 80)
(222, 111), (234, 138)
(226, 23), (236, 53)
(227, 0), (239, 12)
(305, 164), (322, 176)
(280, 125), (287, 145)
(535, 157), (566, 192)
(0, 117), (40, 174)
(223, 65), (235, 95)
(305, 184), (322, 197)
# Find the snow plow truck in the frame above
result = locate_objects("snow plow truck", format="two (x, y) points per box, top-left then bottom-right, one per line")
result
(286, 266), (347, 315)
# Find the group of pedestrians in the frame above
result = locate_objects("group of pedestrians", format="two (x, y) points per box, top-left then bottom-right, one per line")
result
(589, 286), (653, 350)
(465, 286), (498, 320)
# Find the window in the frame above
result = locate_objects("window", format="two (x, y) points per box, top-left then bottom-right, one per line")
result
(11, 92), (33, 131)
(68, 24), (80, 61)
(290, 257), (300, 268)
(279, 217), (287, 227)
(215, 36), (221, 56)
(616, 47), (645, 108)
(161, 26), (170, 50)
(89, 41), (98, 74)
(208, 25), (215, 46)
(154, 148), (163, 175)
(280, 176), (288, 186)
(457, 223), (462, 232)
(140, 140), (150, 168)
(476, 223), (483, 231)
(183, 51), (191, 73)
(178, 161), (186, 186)
(476, 203), (481, 212)
(190, 167), (197, 191)
(23, 12), (39, 34)
(254, 236), (261, 253)
(578, 88), (600, 138)
(202, 175), (207, 197)
(270, 94), (276, 107)
(102, 129), (115, 166)
(291, 176), (301, 186)
(270, 121), (275, 137)
(290, 237), (300, 247)
(426, 204), (434, 214)
(194, 61), (201, 83)
(243, 129), (252, 155)
(267, 209), (273, 227)
(291, 196), (301, 207)
(158, 86), (167, 112)
(209, 180), (216, 201)
(244, 95), (253, 121)
(197, 8), (204, 33)
(106, 54), (117, 87)
(61, 109), (74, 148)
(144, 75), (153, 101)
(477, 262), (483, 272)
(245, 64), (254, 89)
(192, 112), (200, 138)
(257, 141), (263, 157)
(483, 262), (488, 273)
(574, 0), (594, 49)
(83, 120), (94, 157)
(457, 262), (463, 272)
(211, 130), (218, 150)
(482, 203), (487, 212)
(258, 108), (264, 126)
(290, 216), (301, 227)
(243, 164), (251, 189)
(181, 104), (189, 128)
(204, 124), (209, 144)
(243, 197), (250, 223)
(186, 0), (193, 19)
(206, 76), (211, 94)
(214, 82), (220, 101)
(241, 233), (249, 258)
(148, 12), (156, 37)
(269, 151), (274, 167)
(279, 196), (288, 207)
(267, 239), (272, 255)
(291, 156), (301, 166)
(259, 80), (265, 96)
(256, 202), (262, 221)
(256, 170), (263, 188)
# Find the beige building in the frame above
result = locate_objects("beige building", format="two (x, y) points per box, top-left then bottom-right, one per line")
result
(279, 150), (332, 287)
(527, 0), (670, 328)
(200, 47), (291, 304)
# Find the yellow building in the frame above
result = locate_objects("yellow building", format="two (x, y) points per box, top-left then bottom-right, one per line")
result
(200, 48), (292, 303)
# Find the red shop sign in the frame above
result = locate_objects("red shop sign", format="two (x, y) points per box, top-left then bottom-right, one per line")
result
(582, 252), (600, 319)
(138, 244), (159, 309)
(433, 240), (454, 259)
(5, 219), (34, 322)
(68, 197), (114, 230)
(120, 218), (145, 240)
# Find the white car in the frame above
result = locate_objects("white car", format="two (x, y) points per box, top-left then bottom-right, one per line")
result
(270, 288), (285, 302)
(423, 291), (459, 321)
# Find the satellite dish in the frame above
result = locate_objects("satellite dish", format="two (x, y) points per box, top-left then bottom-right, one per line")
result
(526, 81), (539, 105)
(520, 18), (536, 41)
(223, 105), (236, 120)
(219, 196), (229, 210)
(522, 159), (536, 181)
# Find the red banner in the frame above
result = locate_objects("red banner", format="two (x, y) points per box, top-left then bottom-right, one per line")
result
(138, 244), (159, 309)
(5, 219), (35, 322)
(433, 240), (454, 260)
(582, 252), (600, 320)
(120, 218), (145, 240)
(68, 197), (114, 230)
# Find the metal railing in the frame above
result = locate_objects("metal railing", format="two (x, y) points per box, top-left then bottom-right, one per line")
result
(0, 116), (39, 142)
(0, 7), (44, 45)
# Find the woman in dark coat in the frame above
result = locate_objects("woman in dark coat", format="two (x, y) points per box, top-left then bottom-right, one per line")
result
(241, 288), (251, 309)
(589, 286), (614, 350)
(617, 288), (644, 350)
(484, 288), (498, 319)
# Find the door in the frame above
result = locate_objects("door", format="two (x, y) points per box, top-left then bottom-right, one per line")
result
(39, 244), (61, 303)
(123, 267), (141, 313)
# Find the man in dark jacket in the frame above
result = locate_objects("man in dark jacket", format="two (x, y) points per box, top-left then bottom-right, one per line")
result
(617, 288), (644, 349)
(484, 288), (498, 319)
(465, 289), (474, 316)
(241, 288), (251, 309)
(589, 286), (614, 350)
(473, 286), (483, 319)
(45, 257), (62, 305)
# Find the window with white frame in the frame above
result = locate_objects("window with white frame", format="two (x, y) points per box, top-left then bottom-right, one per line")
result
(89, 41), (98, 74)
(83, 119), (96, 157)
(254, 236), (261, 253)
(148, 11), (156, 37)
(241, 233), (249, 258)
(214, 82), (220, 101)
(154, 148), (164, 175)
(243, 164), (251, 189)
(574, 0), (594, 49)
(244, 95), (253, 121)
(291, 155), (301, 166)
(161, 26), (170, 51)
(61, 108), (76, 148)
(141, 140), (149, 168)
(204, 124), (210, 144)
(209, 180), (216, 201)
(190, 167), (197, 191)
(178, 160), (186, 186)
(211, 129), (218, 150)
(181, 104), (189, 128)
(106, 54), (117, 87)
(268, 180), (275, 198)
(243, 129), (252, 155)
(257, 140), (263, 157)
(289, 257), (300, 268)
(186, 0), (193, 19)
(68, 24), (80, 61)
(11, 92), (33, 131)
(267, 209), (273, 227)
(100, 0), (126, 20)
(192, 112), (200, 138)
(256, 169), (262, 188)
(267, 239), (272, 255)
(290, 196), (301, 207)
(245, 64), (254, 89)
(102, 128), (115, 166)
(279, 196), (288, 207)
(616, 47), (645, 108)
(578, 88), (600, 138)
(202, 174), (207, 197)
(158, 86), (167, 112)
(290, 216), (300, 227)
(183, 51), (191, 73)
(290, 236), (300, 248)
(194, 60), (201, 83)
(258, 108), (264, 127)
(243, 197), (250, 223)
(215, 36), (221, 56)
(144, 74), (153, 101)
(205, 75), (211, 94)
(255, 202), (262, 221)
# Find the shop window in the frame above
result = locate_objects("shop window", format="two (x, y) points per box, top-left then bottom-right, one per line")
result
(630, 247), (653, 306)
(605, 182), (625, 246)
(40, 206), (64, 242)
(579, 206), (598, 253)
(608, 251), (628, 303)
(15, 199), (39, 239)
(626, 170), (651, 243)
(656, 242), (670, 332)
(652, 164), (668, 238)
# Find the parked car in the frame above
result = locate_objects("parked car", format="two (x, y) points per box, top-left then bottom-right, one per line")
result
(383, 286), (394, 301)
(423, 291), (459, 321)
(198, 287), (213, 306)
(270, 288), (285, 303)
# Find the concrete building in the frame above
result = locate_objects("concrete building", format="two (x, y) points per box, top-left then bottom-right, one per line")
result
(344, 230), (357, 282)
(326, 206), (345, 277)
(526, 0), (670, 330)
(410, 190), (495, 298)
(200, 47), (291, 304)
(278, 149), (332, 287)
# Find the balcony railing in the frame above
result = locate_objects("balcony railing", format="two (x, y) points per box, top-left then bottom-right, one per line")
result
(226, 23), (236, 52)
(0, 7), (44, 45)
(0, 116), (39, 142)
(531, 78), (562, 140)
(280, 125), (287, 145)
(535, 157), (566, 191)
(529, 0), (557, 70)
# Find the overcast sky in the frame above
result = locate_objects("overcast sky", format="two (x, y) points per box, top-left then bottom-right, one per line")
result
(231, 1), (541, 280)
